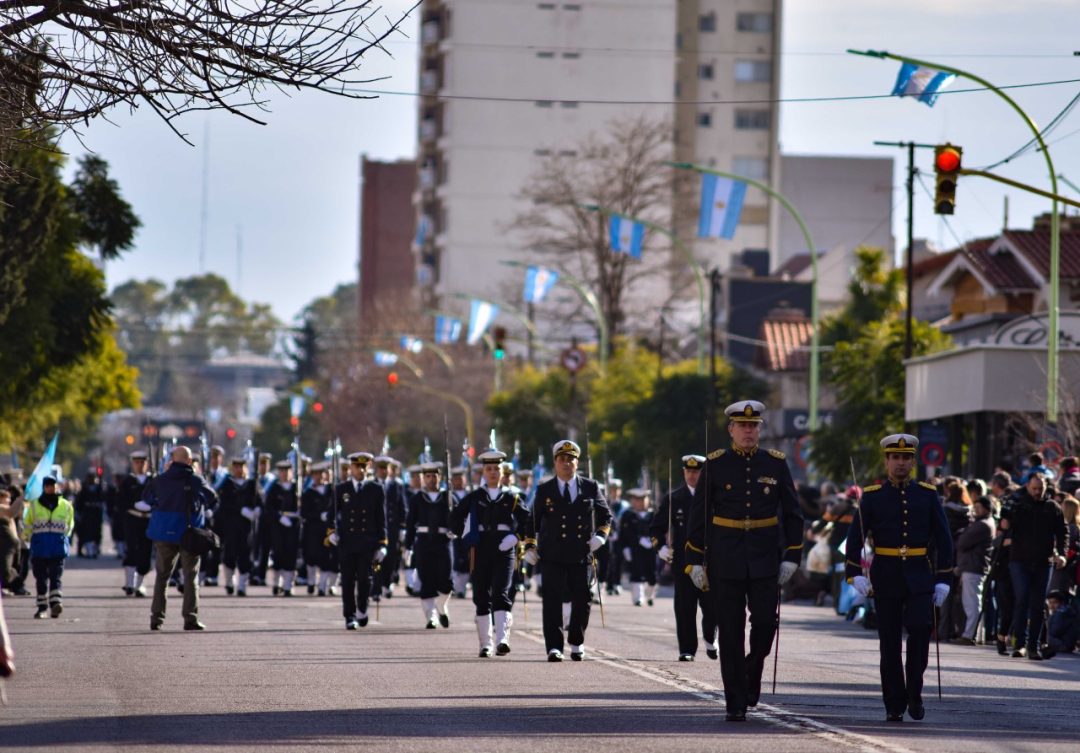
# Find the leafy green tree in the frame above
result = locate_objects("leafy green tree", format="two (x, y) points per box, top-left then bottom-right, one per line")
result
(821, 246), (904, 345)
(68, 155), (140, 260)
(810, 317), (951, 482)
(487, 365), (575, 465)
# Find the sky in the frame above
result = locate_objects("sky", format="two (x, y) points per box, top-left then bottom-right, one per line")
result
(63, 0), (1080, 323)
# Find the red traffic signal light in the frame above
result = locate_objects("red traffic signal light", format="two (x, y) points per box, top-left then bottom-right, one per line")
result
(313, 401), (324, 413)
(933, 143), (962, 215)
(934, 146), (961, 173)
(289, 415), (300, 428)
(387, 372), (399, 388)
(226, 427), (237, 440)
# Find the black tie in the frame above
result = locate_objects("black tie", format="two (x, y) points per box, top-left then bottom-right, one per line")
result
(562, 482), (572, 504)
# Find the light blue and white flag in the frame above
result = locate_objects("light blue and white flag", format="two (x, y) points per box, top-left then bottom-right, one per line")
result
(289, 395), (306, 418)
(523, 265), (558, 304)
(891, 62), (956, 107)
(608, 215), (645, 259)
(415, 215), (432, 247)
(697, 174), (747, 239)
(434, 315), (463, 344)
(374, 350), (399, 367)
(24, 432), (59, 502)
(400, 335), (423, 354)
(467, 299), (499, 345)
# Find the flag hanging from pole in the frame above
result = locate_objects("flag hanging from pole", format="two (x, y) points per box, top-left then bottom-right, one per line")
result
(467, 299), (499, 345)
(697, 174), (747, 239)
(400, 335), (423, 354)
(25, 432), (59, 501)
(434, 316), (462, 344)
(608, 215), (645, 258)
(374, 351), (399, 367)
(523, 266), (558, 304)
(891, 62), (956, 107)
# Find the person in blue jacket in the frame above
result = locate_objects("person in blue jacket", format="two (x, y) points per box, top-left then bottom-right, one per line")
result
(145, 445), (217, 631)
(23, 477), (75, 619)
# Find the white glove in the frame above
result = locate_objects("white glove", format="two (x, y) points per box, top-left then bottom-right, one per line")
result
(588, 534), (605, 553)
(328, 532), (340, 546)
(446, 531), (457, 540)
(658, 545), (672, 563)
(622, 548), (632, 563)
(777, 561), (798, 585)
(374, 547), (387, 563)
(524, 549), (539, 566)
(933, 583), (950, 607)
(852, 575), (871, 596)
(240, 506), (255, 521)
(498, 534), (518, 552)
(279, 514), (293, 527)
(402, 550), (413, 568)
(638, 535), (653, 549)
(320, 511), (328, 522)
(689, 565), (709, 591)
(398, 529), (406, 543)
(133, 501), (151, 512)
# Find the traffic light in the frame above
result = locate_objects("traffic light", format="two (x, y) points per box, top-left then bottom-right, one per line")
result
(225, 427), (237, 440)
(492, 326), (507, 360)
(387, 371), (399, 389)
(933, 144), (962, 215)
(313, 401), (324, 414)
(124, 434), (136, 445)
(289, 415), (300, 428)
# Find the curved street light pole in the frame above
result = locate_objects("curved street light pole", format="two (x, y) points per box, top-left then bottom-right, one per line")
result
(395, 334), (456, 374)
(666, 161), (821, 432)
(500, 259), (608, 370)
(849, 48), (1062, 423)
(582, 203), (707, 375)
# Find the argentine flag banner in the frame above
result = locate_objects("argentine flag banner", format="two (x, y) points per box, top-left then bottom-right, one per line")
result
(24, 432), (59, 502)
(400, 335), (423, 354)
(891, 63), (956, 107)
(467, 299), (499, 345)
(374, 351), (399, 367)
(697, 174), (747, 239)
(434, 316), (462, 344)
(414, 215), (431, 247)
(523, 265), (558, 304)
(608, 215), (645, 259)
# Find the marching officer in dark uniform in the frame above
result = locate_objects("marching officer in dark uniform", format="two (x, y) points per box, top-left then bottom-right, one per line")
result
(217, 457), (256, 596)
(846, 433), (953, 723)
(251, 452), (275, 586)
(449, 466), (473, 598)
(652, 454), (718, 661)
(119, 451), (153, 596)
(524, 440), (612, 662)
(265, 460), (301, 596)
(405, 462), (454, 628)
(374, 456), (408, 599)
(301, 462), (331, 595)
(331, 452), (387, 629)
(685, 400), (803, 721)
(449, 449), (532, 658)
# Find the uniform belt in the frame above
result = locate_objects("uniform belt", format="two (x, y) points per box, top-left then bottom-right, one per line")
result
(712, 515), (779, 530)
(415, 526), (448, 534)
(874, 546), (927, 558)
(478, 524), (513, 532)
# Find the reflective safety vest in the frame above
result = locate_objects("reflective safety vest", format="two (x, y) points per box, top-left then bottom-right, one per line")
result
(23, 496), (75, 558)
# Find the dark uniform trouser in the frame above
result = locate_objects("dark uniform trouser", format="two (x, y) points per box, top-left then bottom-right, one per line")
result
(874, 593), (932, 713)
(472, 539), (516, 616)
(416, 537), (452, 598)
(710, 575), (778, 711)
(31, 557), (65, 609)
(339, 548), (374, 618)
(674, 564), (717, 655)
(221, 518), (253, 574)
(381, 544), (402, 589)
(272, 523), (300, 572)
(254, 516), (274, 578)
(123, 515), (153, 574)
(541, 560), (592, 651)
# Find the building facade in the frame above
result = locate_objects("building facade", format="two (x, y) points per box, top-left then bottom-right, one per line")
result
(359, 157), (418, 329)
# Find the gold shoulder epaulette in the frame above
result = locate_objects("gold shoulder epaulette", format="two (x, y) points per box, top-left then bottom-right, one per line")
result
(918, 481), (937, 491)
(707, 449), (725, 460)
(863, 484), (882, 492)
(767, 448), (786, 459)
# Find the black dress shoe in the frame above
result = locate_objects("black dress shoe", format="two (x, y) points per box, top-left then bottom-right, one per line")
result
(346, 620), (359, 630)
(123, 587), (134, 596)
(496, 642), (511, 656)
(907, 701), (925, 720)
(307, 585), (316, 595)
(725, 709), (747, 722)
(426, 620), (438, 629)
(886, 712), (904, 722)
(706, 648), (719, 660)
(272, 586), (281, 596)
(1027, 648), (1044, 660)
(746, 672), (762, 708)
(548, 650), (563, 662)
(183, 621), (206, 631)
(479, 647), (492, 658)
(1012, 646), (1027, 658)
(150, 622), (162, 631)
(996, 639), (1008, 655)
(678, 654), (694, 662)
(439, 613), (450, 628)
(225, 586), (235, 596)
(570, 651), (584, 662)
(358, 616), (369, 627)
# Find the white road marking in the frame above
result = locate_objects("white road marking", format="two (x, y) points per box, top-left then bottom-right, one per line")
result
(519, 630), (914, 753)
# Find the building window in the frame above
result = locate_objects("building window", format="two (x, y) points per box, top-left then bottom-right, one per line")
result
(536, 51), (555, 59)
(699, 12), (716, 32)
(563, 3), (582, 10)
(698, 63), (714, 80)
(562, 51), (580, 59)
(558, 150), (578, 157)
(735, 60), (773, 83)
(537, 2), (555, 9)
(535, 100), (554, 108)
(534, 148), (552, 156)
(697, 112), (712, 127)
(560, 101), (579, 109)
(734, 109), (771, 130)
(736, 12), (773, 32)
(732, 157), (769, 181)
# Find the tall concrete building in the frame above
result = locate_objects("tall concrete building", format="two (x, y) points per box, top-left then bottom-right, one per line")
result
(413, 1), (783, 334)
(358, 157), (417, 329)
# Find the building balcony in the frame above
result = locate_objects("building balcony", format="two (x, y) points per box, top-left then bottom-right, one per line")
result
(420, 70), (440, 95)
(420, 118), (439, 141)
(422, 20), (441, 45)
(419, 167), (436, 190)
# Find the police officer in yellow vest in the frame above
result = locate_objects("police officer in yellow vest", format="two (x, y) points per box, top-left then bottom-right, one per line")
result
(845, 434), (953, 723)
(684, 401), (803, 721)
(23, 477), (75, 619)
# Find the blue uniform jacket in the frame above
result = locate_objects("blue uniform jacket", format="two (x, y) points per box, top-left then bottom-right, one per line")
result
(845, 479), (953, 597)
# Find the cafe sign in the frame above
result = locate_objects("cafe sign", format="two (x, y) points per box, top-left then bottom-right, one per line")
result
(993, 311), (1080, 348)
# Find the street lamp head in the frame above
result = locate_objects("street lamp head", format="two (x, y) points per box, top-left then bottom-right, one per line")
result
(846, 49), (888, 59)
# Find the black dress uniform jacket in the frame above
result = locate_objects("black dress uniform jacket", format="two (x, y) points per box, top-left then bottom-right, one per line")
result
(450, 486), (532, 545)
(685, 447), (803, 579)
(334, 479), (388, 553)
(844, 480), (953, 597)
(650, 485), (695, 567)
(530, 477), (613, 565)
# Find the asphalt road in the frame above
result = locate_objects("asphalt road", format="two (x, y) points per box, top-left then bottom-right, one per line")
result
(2, 555), (1077, 753)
